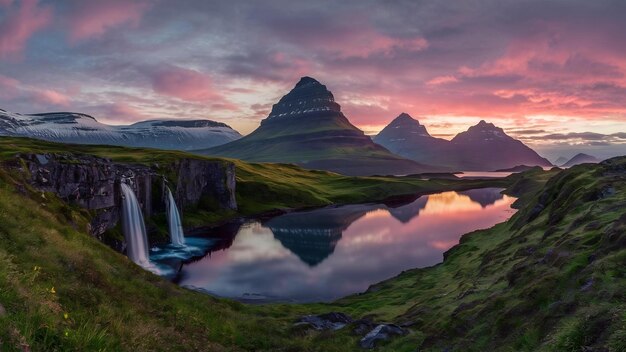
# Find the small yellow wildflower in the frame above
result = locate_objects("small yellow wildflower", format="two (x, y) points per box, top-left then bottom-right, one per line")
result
(50, 287), (56, 294)
(64, 331), (69, 337)
(63, 312), (69, 320)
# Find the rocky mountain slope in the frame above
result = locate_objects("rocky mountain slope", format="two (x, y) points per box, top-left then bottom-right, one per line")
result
(555, 156), (569, 166)
(372, 113), (451, 166)
(374, 113), (553, 171)
(0, 108), (241, 150)
(562, 153), (601, 167)
(200, 77), (437, 176)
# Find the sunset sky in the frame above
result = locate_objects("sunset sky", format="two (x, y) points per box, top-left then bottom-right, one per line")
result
(1, 0), (625, 160)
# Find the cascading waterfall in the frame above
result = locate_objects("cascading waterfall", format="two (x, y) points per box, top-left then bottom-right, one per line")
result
(120, 182), (151, 266)
(166, 186), (186, 246)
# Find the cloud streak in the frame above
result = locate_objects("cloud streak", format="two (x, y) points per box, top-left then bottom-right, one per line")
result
(0, 0), (52, 60)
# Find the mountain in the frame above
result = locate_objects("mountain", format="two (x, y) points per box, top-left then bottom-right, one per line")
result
(372, 113), (451, 166)
(200, 77), (437, 176)
(458, 188), (504, 208)
(449, 120), (553, 170)
(0, 108), (241, 150)
(554, 156), (569, 166)
(375, 115), (552, 171)
(266, 204), (376, 266)
(561, 153), (601, 167)
(493, 165), (539, 172)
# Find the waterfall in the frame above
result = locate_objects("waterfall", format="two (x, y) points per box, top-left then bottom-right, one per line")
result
(120, 183), (151, 266)
(166, 186), (186, 246)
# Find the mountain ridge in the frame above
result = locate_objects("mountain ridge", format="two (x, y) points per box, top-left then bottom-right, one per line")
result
(561, 153), (600, 167)
(201, 77), (440, 176)
(0, 108), (242, 150)
(374, 113), (553, 171)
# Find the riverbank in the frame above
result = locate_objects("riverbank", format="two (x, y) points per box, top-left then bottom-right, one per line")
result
(1, 136), (622, 351)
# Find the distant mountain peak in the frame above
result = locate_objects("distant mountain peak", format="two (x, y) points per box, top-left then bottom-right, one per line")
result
(380, 113), (430, 137)
(204, 78), (437, 176)
(393, 112), (419, 123)
(572, 152), (595, 158)
(453, 120), (508, 143)
(265, 77), (341, 122)
(474, 120), (499, 130)
(562, 153), (600, 167)
(555, 156), (569, 165)
(295, 76), (321, 88)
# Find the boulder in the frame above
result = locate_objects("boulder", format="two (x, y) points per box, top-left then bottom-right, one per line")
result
(359, 324), (407, 349)
(294, 312), (352, 331)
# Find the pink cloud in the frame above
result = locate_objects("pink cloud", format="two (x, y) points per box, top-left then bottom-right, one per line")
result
(427, 75), (459, 86)
(151, 66), (222, 102)
(0, 0), (52, 60)
(102, 102), (148, 123)
(0, 74), (20, 96)
(66, 0), (150, 42)
(33, 89), (70, 106)
(0, 73), (71, 107)
(332, 33), (428, 58)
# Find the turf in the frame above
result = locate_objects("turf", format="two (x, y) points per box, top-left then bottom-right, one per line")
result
(1, 136), (624, 351)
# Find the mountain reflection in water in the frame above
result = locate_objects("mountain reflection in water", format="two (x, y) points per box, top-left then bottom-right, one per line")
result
(176, 188), (516, 302)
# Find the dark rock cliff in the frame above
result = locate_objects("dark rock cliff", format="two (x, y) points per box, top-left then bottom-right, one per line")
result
(6, 153), (236, 251)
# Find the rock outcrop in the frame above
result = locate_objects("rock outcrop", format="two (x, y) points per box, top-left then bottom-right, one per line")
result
(6, 153), (236, 251)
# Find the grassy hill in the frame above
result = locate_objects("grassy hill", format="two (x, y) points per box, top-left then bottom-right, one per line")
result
(0, 136), (624, 351)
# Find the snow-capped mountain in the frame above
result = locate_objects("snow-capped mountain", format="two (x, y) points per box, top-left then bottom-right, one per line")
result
(0, 108), (241, 150)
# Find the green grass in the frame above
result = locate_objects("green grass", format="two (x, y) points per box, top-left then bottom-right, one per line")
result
(0, 136), (505, 221)
(1, 136), (625, 351)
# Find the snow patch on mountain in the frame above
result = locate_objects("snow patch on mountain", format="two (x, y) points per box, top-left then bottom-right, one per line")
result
(0, 109), (241, 150)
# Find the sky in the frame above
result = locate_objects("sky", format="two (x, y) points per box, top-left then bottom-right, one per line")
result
(1, 0), (625, 160)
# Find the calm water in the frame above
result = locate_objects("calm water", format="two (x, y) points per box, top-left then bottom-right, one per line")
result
(174, 188), (517, 303)
(457, 171), (513, 178)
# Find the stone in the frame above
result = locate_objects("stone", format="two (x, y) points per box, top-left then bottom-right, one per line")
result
(6, 153), (237, 252)
(352, 318), (376, 336)
(295, 312), (352, 331)
(359, 324), (407, 349)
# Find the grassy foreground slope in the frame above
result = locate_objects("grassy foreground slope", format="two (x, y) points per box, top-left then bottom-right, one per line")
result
(0, 137), (504, 351)
(330, 159), (626, 351)
(1, 136), (624, 351)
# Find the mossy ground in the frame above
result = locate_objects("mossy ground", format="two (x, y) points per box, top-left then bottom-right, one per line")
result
(0, 137), (624, 351)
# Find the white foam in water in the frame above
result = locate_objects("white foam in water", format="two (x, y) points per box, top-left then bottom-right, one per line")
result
(166, 186), (186, 246)
(150, 237), (215, 261)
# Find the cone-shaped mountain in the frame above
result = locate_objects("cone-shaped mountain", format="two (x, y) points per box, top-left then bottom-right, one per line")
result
(373, 113), (451, 166)
(200, 77), (437, 176)
(561, 153), (600, 167)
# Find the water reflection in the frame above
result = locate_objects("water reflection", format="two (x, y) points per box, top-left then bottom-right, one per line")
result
(176, 188), (516, 302)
